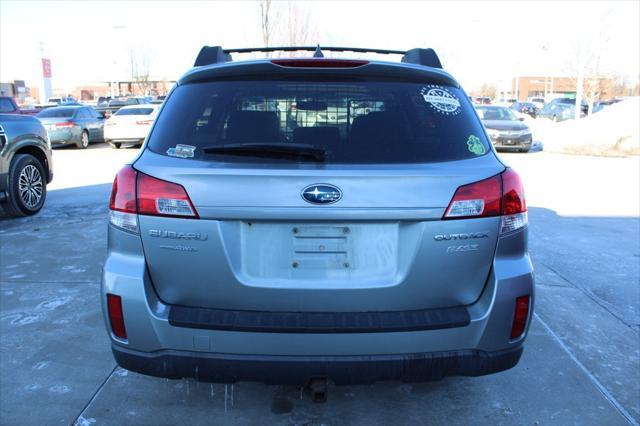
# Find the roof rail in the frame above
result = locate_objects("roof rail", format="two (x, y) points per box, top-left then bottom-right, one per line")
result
(193, 46), (442, 68)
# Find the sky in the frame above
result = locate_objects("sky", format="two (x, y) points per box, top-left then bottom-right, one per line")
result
(1, 0), (639, 93)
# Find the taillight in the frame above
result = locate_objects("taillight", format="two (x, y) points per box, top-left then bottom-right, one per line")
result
(108, 165), (198, 233)
(500, 169), (527, 234)
(55, 121), (75, 128)
(107, 294), (127, 339)
(109, 166), (138, 233)
(443, 168), (527, 234)
(510, 295), (530, 339)
(271, 59), (369, 68)
(136, 120), (153, 125)
(137, 173), (198, 218)
(109, 166), (137, 213)
(444, 175), (502, 219)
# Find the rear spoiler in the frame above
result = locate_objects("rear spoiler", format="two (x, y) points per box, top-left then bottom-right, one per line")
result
(194, 46), (442, 69)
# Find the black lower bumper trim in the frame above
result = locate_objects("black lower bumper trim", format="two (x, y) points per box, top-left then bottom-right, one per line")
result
(112, 345), (523, 385)
(168, 305), (470, 333)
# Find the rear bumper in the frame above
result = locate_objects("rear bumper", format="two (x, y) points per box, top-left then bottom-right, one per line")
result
(102, 224), (534, 384)
(113, 344), (523, 385)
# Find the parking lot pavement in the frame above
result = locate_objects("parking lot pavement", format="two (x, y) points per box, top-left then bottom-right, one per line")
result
(1, 144), (638, 425)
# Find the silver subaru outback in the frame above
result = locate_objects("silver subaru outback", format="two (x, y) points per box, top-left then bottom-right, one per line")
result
(102, 46), (534, 387)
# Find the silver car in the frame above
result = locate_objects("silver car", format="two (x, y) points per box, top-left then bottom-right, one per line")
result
(102, 46), (534, 389)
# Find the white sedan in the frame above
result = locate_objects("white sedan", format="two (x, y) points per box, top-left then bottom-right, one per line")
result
(104, 104), (160, 149)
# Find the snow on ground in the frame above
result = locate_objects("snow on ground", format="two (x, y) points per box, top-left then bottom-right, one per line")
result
(527, 97), (640, 156)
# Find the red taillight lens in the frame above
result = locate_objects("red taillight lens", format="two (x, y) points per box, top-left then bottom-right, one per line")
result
(271, 59), (369, 68)
(444, 175), (502, 219)
(510, 295), (530, 339)
(443, 169), (528, 233)
(107, 294), (127, 339)
(109, 166), (139, 233)
(55, 121), (75, 128)
(109, 165), (137, 213)
(501, 169), (527, 215)
(137, 173), (198, 218)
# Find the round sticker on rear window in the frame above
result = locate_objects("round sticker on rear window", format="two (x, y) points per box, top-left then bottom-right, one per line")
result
(420, 85), (461, 115)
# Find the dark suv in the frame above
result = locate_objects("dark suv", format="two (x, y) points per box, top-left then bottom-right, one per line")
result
(102, 46), (533, 389)
(0, 114), (53, 216)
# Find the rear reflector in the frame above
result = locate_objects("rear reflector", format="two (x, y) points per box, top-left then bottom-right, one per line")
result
(107, 294), (127, 339)
(510, 295), (530, 339)
(271, 59), (369, 68)
(137, 173), (198, 218)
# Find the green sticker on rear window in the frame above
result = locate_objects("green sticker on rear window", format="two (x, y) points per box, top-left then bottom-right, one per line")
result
(467, 135), (486, 155)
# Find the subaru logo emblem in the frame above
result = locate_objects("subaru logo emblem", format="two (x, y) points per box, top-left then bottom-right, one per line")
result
(301, 184), (342, 205)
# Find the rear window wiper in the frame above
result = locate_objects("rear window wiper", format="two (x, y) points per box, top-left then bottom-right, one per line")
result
(201, 143), (326, 162)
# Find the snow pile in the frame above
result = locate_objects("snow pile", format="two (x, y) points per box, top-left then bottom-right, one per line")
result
(530, 97), (640, 156)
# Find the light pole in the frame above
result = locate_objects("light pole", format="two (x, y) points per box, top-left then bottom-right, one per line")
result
(111, 25), (128, 97)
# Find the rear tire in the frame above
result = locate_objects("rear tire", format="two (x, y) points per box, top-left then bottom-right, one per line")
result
(3, 154), (47, 217)
(77, 130), (89, 149)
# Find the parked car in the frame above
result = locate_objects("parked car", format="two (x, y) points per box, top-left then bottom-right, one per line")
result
(104, 104), (159, 148)
(96, 96), (148, 118)
(36, 105), (105, 149)
(46, 96), (77, 106)
(103, 46), (533, 389)
(547, 97), (588, 114)
(527, 97), (545, 110)
(97, 96), (113, 107)
(592, 99), (623, 114)
(0, 114), (53, 216)
(510, 101), (538, 118)
(0, 96), (42, 115)
(493, 98), (517, 107)
(537, 102), (583, 122)
(476, 105), (533, 152)
(473, 97), (491, 105)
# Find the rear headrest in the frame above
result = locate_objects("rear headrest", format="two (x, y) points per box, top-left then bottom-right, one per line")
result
(293, 126), (341, 146)
(226, 111), (280, 142)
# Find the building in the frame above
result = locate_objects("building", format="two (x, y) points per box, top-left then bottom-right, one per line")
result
(509, 76), (617, 102)
(59, 79), (177, 101)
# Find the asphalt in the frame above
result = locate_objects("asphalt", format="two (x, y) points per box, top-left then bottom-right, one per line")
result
(0, 144), (638, 426)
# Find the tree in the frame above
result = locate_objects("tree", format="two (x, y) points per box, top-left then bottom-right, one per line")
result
(256, 1), (318, 54)
(479, 83), (497, 99)
(259, 0), (279, 49)
(565, 9), (613, 117)
(131, 51), (151, 95)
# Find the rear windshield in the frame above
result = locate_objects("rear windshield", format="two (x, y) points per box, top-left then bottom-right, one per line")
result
(115, 108), (154, 116)
(109, 98), (138, 107)
(37, 108), (76, 118)
(475, 106), (517, 121)
(147, 80), (490, 164)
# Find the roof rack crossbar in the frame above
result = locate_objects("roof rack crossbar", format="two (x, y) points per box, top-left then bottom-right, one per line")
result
(223, 46), (407, 55)
(194, 46), (442, 68)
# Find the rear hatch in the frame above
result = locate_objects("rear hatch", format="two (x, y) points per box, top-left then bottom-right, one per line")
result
(134, 72), (504, 312)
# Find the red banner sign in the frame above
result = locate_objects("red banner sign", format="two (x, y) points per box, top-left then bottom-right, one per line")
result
(41, 58), (52, 78)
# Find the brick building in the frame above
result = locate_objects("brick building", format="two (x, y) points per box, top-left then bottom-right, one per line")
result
(67, 79), (176, 100)
(510, 76), (617, 101)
